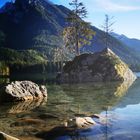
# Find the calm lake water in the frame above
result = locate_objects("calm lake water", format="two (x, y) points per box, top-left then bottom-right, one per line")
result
(0, 74), (140, 140)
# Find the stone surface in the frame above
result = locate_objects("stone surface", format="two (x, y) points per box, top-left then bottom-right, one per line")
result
(64, 116), (96, 128)
(75, 117), (96, 129)
(0, 132), (20, 140)
(0, 81), (47, 102)
(59, 48), (136, 83)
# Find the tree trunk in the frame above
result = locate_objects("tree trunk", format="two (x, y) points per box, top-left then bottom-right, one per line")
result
(76, 24), (80, 56)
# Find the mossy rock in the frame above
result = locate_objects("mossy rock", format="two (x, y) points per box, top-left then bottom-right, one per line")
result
(59, 48), (136, 83)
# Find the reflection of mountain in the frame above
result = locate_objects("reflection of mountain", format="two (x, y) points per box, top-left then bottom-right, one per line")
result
(35, 79), (135, 140)
(0, 79), (135, 140)
(115, 79), (140, 108)
(0, 79), (135, 116)
(0, 77), (135, 116)
(47, 79), (135, 117)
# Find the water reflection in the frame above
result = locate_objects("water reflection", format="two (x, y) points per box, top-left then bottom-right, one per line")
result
(37, 79), (138, 140)
(115, 79), (140, 108)
(46, 79), (135, 117)
(0, 77), (136, 140)
(0, 98), (47, 114)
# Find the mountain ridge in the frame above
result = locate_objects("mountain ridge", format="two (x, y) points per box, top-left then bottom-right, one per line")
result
(0, 0), (140, 70)
(111, 32), (140, 52)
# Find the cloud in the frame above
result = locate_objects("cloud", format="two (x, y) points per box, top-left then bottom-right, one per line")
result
(95, 0), (140, 12)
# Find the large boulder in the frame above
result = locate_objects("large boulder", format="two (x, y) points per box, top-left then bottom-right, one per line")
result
(59, 48), (136, 83)
(0, 81), (47, 102)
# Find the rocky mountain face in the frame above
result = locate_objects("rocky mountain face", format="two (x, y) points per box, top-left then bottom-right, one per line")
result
(0, 0), (140, 69)
(0, 0), (66, 50)
(59, 48), (136, 83)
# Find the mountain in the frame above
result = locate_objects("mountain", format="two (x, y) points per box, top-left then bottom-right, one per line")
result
(0, 0), (140, 70)
(0, 0), (65, 49)
(111, 32), (140, 52)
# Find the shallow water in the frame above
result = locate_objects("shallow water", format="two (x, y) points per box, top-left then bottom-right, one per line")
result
(0, 74), (140, 140)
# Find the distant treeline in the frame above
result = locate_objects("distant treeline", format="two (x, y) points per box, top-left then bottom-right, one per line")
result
(9, 61), (64, 74)
(1, 60), (140, 77)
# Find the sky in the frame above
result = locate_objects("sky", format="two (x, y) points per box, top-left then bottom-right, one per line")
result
(0, 0), (140, 39)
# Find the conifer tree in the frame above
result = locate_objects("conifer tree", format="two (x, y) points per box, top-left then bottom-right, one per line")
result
(64, 0), (95, 55)
(101, 14), (115, 48)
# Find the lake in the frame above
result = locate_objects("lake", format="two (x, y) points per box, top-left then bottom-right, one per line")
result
(0, 74), (140, 140)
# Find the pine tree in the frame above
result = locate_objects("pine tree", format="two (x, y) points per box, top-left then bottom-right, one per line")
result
(64, 0), (95, 55)
(101, 14), (115, 48)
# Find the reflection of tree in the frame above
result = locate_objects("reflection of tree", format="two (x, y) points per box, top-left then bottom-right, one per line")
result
(37, 79), (135, 140)
(0, 78), (134, 139)
(0, 78), (133, 140)
(60, 79), (135, 116)
(98, 79), (135, 140)
(40, 79), (136, 124)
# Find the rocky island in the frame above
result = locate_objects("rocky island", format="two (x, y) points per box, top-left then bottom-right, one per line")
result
(59, 48), (136, 83)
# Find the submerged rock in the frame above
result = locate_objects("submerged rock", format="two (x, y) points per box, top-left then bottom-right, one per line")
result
(11, 118), (47, 127)
(75, 117), (96, 129)
(59, 48), (136, 83)
(0, 132), (20, 140)
(64, 117), (96, 129)
(0, 81), (47, 102)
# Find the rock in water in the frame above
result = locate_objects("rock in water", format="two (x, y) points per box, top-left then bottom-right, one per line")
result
(0, 132), (20, 140)
(75, 117), (96, 129)
(59, 48), (136, 83)
(64, 117), (96, 129)
(0, 81), (47, 102)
